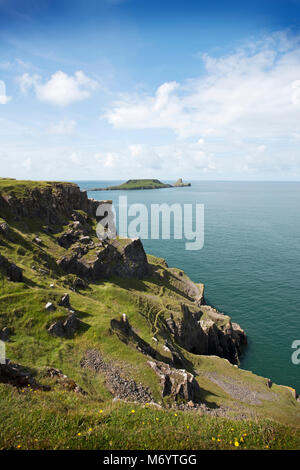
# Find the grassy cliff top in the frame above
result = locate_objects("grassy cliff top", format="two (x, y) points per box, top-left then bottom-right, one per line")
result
(0, 178), (75, 197)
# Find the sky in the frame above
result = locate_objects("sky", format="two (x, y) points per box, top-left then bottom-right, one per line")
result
(1, 0), (300, 180)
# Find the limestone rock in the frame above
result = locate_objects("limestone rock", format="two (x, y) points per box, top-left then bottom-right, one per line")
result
(47, 313), (81, 338)
(0, 182), (107, 225)
(0, 254), (23, 282)
(44, 367), (86, 395)
(57, 229), (81, 248)
(148, 360), (201, 403)
(79, 235), (93, 245)
(57, 237), (150, 281)
(165, 303), (247, 365)
(7, 262), (23, 282)
(0, 327), (12, 342)
(0, 360), (49, 390)
(45, 302), (56, 311)
(0, 221), (10, 237)
(58, 293), (71, 308)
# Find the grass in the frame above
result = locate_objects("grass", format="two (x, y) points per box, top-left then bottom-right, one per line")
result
(91, 179), (172, 191)
(1, 384), (299, 450)
(0, 178), (76, 198)
(0, 178), (299, 450)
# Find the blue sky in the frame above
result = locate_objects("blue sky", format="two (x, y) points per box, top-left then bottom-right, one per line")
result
(1, 0), (300, 180)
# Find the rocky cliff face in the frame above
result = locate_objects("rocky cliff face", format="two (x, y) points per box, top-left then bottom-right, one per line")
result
(0, 179), (245, 371)
(165, 303), (247, 365)
(0, 182), (106, 224)
(0, 181), (150, 280)
(57, 237), (150, 280)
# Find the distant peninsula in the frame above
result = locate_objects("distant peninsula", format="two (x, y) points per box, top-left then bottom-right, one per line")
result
(89, 178), (191, 191)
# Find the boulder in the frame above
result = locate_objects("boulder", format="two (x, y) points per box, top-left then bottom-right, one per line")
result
(58, 293), (71, 308)
(73, 277), (86, 290)
(0, 360), (49, 390)
(148, 360), (201, 403)
(45, 302), (56, 311)
(79, 235), (92, 245)
(7, 263), (23, 282)
(0, 221), (10, 237)
(57, 229), (81, 248)
(44, 367), (86, 395)
(47, 313), (81, 338)
(0, 327), (12, 342)
(33, 237), (42, 245)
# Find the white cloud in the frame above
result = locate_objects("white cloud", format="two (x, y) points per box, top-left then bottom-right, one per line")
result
(95, 151), (120, 169)
(22, 157), (32, 170)
(18, 73), (39, 94)
(0, 80), (11, 104)
(94, 141), (215, 175)
(105, 32), (300, 145)
(257, 145), (266, 153)
(129, 144), (143, 157)
(18, 70), (98, 106)
(48, 119), (76, 135)
(69, 152), (82, 165)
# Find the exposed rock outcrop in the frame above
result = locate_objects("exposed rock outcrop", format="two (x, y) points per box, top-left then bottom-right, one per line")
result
(173, 178), (191, 187)
(0, 221), (10, 238)
(148, 360), (201, 403)
(57, 237), (150, 280)
(58, 293), (71, 308)
(0, 327), (12, 342)
(0, 181), (110, 224)
(0, 360), (49, 390)
(44, 367), (86, 395)
(165, 304), (247, 365)
(47, 313), (82, 338)
(81, 349), (153, 403)
(45, 302), (56, 311)
(0, 254), (23, 282)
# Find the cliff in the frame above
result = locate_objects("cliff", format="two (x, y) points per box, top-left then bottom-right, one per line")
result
(0, 179), (105, 223)
(0, 179), (299, 450)
(173, 178), (191, 187)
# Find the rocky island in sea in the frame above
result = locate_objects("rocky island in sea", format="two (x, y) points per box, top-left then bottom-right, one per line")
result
(89, 178), (191, 191)
(0, 178), (299, 450)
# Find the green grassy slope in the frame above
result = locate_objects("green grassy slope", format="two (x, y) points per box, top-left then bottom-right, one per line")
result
(90, 179), (172, 190)
(0, 179), (299, 450)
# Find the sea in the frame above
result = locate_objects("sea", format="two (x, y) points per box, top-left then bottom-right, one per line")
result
(75, 180), (300, 392)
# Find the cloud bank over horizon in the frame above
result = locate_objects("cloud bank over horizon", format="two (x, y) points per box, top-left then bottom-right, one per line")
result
(1, 0), (300, 181)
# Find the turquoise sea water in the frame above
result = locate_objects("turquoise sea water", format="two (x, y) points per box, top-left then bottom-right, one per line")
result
(76, 181), (300, 392)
